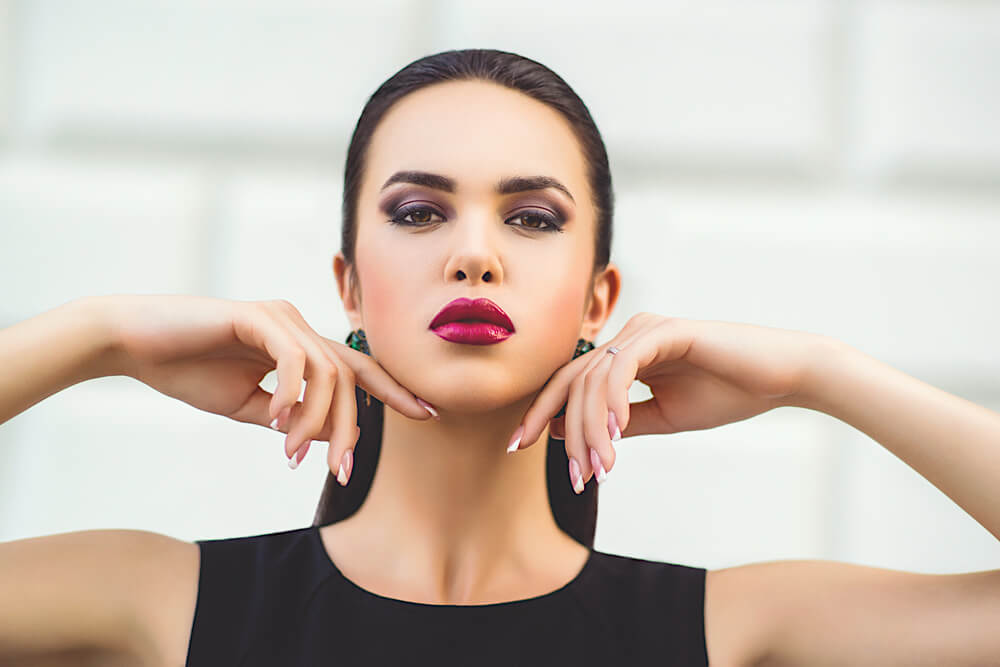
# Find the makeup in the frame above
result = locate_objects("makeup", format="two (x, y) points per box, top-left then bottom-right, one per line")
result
(429, 297), (515, 345)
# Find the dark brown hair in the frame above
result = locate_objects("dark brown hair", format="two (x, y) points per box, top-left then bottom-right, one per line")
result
(312, 48), (614, 548)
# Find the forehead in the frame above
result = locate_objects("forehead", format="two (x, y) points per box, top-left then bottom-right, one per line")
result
(363, 79), (588, 199)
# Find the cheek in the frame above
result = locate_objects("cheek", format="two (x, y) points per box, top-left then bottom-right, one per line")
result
(354, 239), (424, 355)
(525, 259), (591, 359)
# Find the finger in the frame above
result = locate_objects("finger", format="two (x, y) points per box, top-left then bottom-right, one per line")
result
(564, 322), (659, 474)
(272, 307), (367, 463)
(548, 415), (565, 440)
(582, 352), (618, 479)
(544, 349), (612, 443)
(516, 337), (623, 451)
(563, 368), (591, 490)
(326, 363), (360, 485)
(276, 301), (433, 422)
(570, 349), (618, 482)
(521, 315), (662, 450)
(318, 335), (432, 421)
(569, 348), (619, 482)
(271, 346), (305, 427)
(272, 319), (339, 460)
(224, 384), (301, 431)
(606, 318), (694, 437)
(579, 318), (666, 438)
(235, 305), (307, 426)
(290, 439), (311, 469)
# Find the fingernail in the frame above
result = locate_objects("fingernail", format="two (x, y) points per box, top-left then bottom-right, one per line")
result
(337, 449), (353, 486)
(589, 447), (608, 484)
(288, 438), (309, 470)
(608, 411), (621, 442)
(417, 397), (439, 419)
(271, 405), (290, 431)
(568, 457), (585, 494)
(506, 424), (524, 453)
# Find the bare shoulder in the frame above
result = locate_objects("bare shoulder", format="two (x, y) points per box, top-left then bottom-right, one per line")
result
(118, 530), (201, 666)
(704, 563), (775, 667)
(0, 528), (200, 666)
(705, 558), (1000, 667)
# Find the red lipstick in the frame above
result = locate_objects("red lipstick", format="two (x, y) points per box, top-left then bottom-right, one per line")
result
(429, 298), (515, 345)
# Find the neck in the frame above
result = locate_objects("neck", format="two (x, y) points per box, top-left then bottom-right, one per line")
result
(334, 399), (580, 602)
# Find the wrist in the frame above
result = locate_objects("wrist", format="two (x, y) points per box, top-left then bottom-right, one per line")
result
(71, 295), (133, 379)
(791, 334), (854, 414)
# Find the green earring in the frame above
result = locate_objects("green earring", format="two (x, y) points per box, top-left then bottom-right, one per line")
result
(573, 338), (595, 359)
(345, 328), (370, 356)
(553, 338), (595, 419)
(346, 328), (372, 406)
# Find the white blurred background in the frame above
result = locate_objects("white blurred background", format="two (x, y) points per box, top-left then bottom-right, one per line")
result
(1, 0), (999, 575)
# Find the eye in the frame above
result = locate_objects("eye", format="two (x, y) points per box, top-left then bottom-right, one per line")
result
(387, 204), (564, 233)
(506, 209), (563, 233)
(388, 203), (445, 227)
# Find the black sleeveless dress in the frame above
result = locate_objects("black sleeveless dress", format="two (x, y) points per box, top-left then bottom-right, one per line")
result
(184, 525), (708, 666)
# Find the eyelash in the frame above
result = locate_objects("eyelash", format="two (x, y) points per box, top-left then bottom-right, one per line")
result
(387, 203), (564, 233)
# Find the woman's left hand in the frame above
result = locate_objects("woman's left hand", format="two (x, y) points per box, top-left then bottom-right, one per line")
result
(509, 312), (836, 492)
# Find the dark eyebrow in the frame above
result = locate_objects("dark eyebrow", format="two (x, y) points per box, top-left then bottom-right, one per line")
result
(380, 170), (575, 204)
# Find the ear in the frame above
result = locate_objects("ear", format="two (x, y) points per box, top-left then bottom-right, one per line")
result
(333, 252), (363, 330)
(580, 262), (621, 341)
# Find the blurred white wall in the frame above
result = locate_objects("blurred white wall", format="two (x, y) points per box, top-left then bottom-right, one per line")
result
(1, 0), (999, 575)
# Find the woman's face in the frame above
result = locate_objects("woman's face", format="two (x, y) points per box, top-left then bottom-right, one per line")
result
(342, 79), (604, 414)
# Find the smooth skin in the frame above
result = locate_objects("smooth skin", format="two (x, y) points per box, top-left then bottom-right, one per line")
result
(3, 80), (1000, 664)
(3, 296), (1000, 665)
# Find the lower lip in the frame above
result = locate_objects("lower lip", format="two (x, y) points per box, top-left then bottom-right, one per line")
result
(431, 322), (514, 344)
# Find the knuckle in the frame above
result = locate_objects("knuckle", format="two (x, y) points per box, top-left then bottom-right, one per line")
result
(337, 364), (355, 386)
(287, 346), (307, 367)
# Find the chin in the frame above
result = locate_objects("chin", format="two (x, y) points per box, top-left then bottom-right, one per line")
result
(402, 372), (536, 416)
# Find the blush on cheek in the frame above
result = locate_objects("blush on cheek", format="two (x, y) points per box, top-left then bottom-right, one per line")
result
(545, 281), (588, 348)
(356, 259), (425, 361)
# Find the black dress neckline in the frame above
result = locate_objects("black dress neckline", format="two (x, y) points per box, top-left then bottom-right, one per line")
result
(310, 524), (597, 610)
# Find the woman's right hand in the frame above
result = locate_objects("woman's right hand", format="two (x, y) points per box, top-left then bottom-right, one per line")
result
(93, 294), (435, 480)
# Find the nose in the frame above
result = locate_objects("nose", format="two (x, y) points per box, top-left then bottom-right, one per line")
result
(442, 215), (504, 285)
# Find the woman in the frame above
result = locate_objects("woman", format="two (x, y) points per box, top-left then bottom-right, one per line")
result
(1, 48), (998, 666)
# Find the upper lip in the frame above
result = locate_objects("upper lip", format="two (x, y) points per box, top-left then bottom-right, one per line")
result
(429, 298), (515, 331)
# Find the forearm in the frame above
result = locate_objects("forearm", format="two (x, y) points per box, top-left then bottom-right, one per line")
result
(796, 338), (1000, 542)
(0, 297), (123, 426)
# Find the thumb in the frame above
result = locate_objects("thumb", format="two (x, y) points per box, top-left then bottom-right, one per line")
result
(619, 397), (673, 437)
(228, 386), (299, 431)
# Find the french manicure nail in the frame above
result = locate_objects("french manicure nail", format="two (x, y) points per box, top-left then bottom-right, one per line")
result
(269, 416), (279, 430)
(568, 457), (584, 494)
(337, 449), (353, 486)
(608, 411), (621, 442)
(287, 448), (300, 470)
(589, 447), (608, 484)
(416, 398), (439, 419)
(506, 424), (524, 453)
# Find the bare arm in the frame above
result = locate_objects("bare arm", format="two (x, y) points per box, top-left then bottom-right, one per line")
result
(798, 338), (1000, 543)
(0, 296), (125, 426)
(0, 300), (200, 663)
(729, 339), (1000, 665)
(0, 529), (199, 665)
